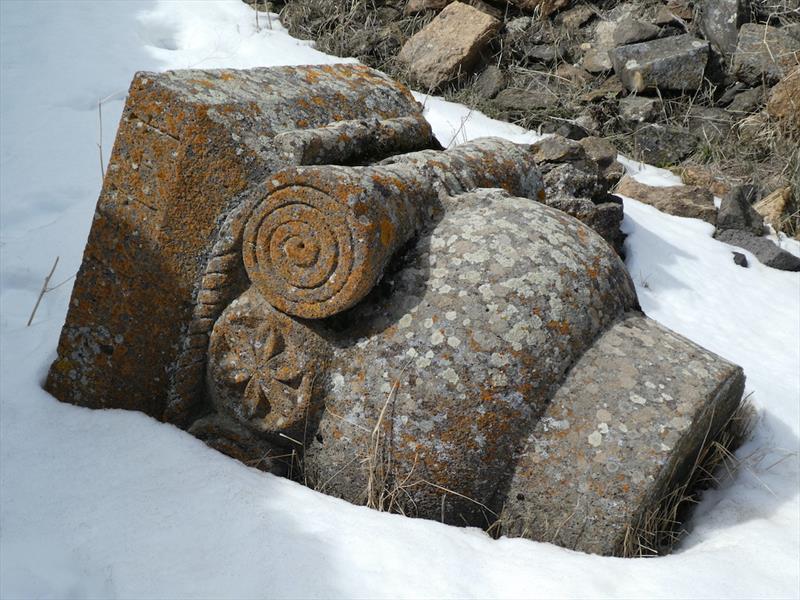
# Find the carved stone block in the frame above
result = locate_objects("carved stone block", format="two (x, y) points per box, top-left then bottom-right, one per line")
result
(47, 66), (746, 557)
(46, 65), (436, 419)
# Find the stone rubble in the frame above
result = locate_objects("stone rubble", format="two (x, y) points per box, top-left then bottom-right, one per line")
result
(278, 0), (799, 242)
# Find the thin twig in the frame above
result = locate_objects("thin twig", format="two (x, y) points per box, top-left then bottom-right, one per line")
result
(97, 100), (105, 180)
(27, 256), (59, 327)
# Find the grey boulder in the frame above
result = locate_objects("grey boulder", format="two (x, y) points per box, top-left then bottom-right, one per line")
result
(610, 34), (710, 92)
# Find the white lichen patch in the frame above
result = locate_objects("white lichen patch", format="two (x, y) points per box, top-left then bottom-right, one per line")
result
(442, 368), (459, 384)
(630, 393), (647, 405)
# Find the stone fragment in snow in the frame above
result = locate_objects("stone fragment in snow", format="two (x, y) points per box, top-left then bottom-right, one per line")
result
(616, 175), (717, 224)
(732, 24), (800, 86)
(501, 313), (744, 555)
(397, 1), (500, 91)
(241, 139), (544, 320)
(715, 230), (800, 271)
(610, 34), (710, 92)
(304, 189), (641, 541)
(44, 64), (437, 423)
(732, 251), (749, 267)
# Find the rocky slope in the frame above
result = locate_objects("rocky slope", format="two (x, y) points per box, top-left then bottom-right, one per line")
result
(255, 0), (799, 266)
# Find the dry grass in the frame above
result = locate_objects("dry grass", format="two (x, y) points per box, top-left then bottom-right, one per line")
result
(621, 397), (757, 558)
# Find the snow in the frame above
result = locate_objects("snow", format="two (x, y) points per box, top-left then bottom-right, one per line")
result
(1, 1), (798, 598)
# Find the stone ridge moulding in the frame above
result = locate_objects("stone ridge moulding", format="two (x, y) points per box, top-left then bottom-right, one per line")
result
(47, 65), (746, 557)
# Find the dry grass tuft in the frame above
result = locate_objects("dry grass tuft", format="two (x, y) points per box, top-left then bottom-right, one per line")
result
(621, 396), (757, 558)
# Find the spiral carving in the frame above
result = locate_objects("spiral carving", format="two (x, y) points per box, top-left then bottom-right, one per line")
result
(243, 185), (364, 319)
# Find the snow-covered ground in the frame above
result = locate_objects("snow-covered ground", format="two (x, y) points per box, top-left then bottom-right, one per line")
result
(1, 1), (798, 598)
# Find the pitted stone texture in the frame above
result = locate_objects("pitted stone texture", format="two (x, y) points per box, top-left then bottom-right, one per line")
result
(398, 2), (500, 91)
(733, 24), (800, 86)
(46, 65), (435, 419)
(500, 313), (745, 556)
(304, 189), (638, 526)
(610, 35), (710, 92)
(245, 138), (544, 319)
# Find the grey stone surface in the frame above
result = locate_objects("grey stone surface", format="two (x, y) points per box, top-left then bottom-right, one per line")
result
(700, 0), (746, 59)
(531, 135), (626, 253)
(501, 313), (745, 556)
(619, 95), (661, 123)
(732, 23), (800, 85)
(612, 17), (660, 47)
(474, 65), (507, 99)
(631, 124), (698, 167)
(732, 251), (749, 267)
(686, 106), (732, 143)
(173, 137), (550, 422)
(582, 20), (618, 73)
(714, 229), (800, 271)
(727, 85), (766, 114)
(610, 34), (710, 92)
(304, 189), (639, 525)
(555, 5), (595, 29)
(492, 87), (555, 112)
(716, 186), (766, 235)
